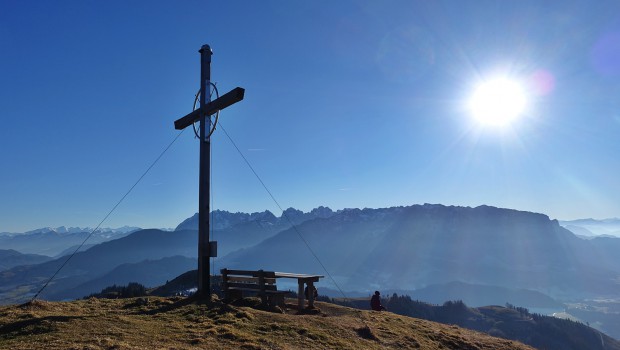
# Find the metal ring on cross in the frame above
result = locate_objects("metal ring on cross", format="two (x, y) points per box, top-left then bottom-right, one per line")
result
(192, 82), (220, 139)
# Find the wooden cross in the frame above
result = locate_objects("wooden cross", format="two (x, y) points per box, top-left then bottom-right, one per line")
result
(173, 44), (245, 299)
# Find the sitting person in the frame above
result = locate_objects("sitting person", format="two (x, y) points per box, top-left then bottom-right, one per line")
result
(370, 291), (386, 311)
(304, 285), (318, 300)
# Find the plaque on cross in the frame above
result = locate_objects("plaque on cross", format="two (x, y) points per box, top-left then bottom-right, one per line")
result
(173, 44), (245, 299)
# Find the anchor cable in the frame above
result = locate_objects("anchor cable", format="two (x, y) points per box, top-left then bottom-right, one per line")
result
(219, 123), (373, 331)
(30, 129), (186, 302)
(218, 122), (353, 303)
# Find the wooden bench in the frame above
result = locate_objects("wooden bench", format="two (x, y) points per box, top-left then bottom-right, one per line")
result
(220, 268), (290, 309)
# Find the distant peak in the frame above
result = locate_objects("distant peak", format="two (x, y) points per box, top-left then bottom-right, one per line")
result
(19, 226), (141, 236)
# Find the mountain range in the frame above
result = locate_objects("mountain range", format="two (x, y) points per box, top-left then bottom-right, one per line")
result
(0, 225), (141, 236)
(0, 229), (197, 304)
(175, 207), (335, 256)
(175, 206), (335, 231)
(220, 204), (620, 300)
(0, 226), (141, 256)
(2, 203), (620, 340)
(560, 218), (620, 238)
(3, 204), (620, 302)
(0, 207), (335, 303)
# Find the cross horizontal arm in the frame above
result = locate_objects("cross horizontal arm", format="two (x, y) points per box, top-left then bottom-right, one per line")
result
(174, 87), (245, 130)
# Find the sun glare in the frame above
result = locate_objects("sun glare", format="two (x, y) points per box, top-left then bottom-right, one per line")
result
(469, 78), (527, 127)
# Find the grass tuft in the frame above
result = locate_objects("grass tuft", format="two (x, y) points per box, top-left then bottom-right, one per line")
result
(357, 325), (380, 341)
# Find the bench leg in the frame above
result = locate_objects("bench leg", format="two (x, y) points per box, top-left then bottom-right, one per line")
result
(308, 281), (315, 309)
(298, 280), (304, 310)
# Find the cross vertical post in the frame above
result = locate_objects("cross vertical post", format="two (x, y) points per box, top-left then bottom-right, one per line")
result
(173, 44), (245, 301)
(198, 44), (212, 299)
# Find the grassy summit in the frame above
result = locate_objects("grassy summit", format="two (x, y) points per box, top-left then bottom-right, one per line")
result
(0, 296), (533, 349)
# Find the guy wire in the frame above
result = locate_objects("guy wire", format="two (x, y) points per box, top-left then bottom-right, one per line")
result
(218, 122), (373, 330)
(217, 123), (354, 303)
(30, 129), (185, 302)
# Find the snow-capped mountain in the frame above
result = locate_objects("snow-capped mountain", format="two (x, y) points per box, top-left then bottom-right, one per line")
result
(0, 226), (142, 256)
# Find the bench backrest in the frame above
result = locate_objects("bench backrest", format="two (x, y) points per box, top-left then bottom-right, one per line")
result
(221, 269), (276, 278)
(221, 268), (277, 291)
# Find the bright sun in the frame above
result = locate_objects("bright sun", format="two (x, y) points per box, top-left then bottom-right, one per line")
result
(469, 78), (527, 126)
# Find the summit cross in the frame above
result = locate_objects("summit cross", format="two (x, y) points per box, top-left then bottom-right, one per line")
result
(173, 44), (245, 299)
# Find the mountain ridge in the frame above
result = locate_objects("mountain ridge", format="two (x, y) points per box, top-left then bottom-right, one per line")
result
(0, 227), (141, 256)
(560, 218), (620, 238)
(219, 204), (620, 299)
(0, 249), (52, 272)
(174, 206), (335, 231)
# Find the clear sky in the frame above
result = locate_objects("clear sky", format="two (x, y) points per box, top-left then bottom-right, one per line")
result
(2, 0), (620, 232)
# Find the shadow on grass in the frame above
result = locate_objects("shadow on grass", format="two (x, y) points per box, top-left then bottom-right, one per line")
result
(297, 307), (321, 315)
(0, 315), (85, 339)
(123, 295), (288, 317)
(125, 295), (221, 316)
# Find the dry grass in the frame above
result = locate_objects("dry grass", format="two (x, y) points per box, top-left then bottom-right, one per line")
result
(0, 296), (534, 349)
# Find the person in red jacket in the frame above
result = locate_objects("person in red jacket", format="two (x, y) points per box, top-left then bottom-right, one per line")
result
(370, 291), (386, 311)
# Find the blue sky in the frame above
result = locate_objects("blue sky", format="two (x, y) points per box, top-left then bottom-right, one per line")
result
(1, 0), (619, 232)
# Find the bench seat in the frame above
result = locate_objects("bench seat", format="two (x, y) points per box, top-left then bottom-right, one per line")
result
(221, 268), (291, 309)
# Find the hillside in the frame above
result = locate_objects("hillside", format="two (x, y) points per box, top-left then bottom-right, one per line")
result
(0, 296), (534, 350)
(0, 249), (51, 271)
(338, 295), (620, 350)
(44, 256), (196, 301)
(130, 273), (617, 349)
(0, 229), (197, 304)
